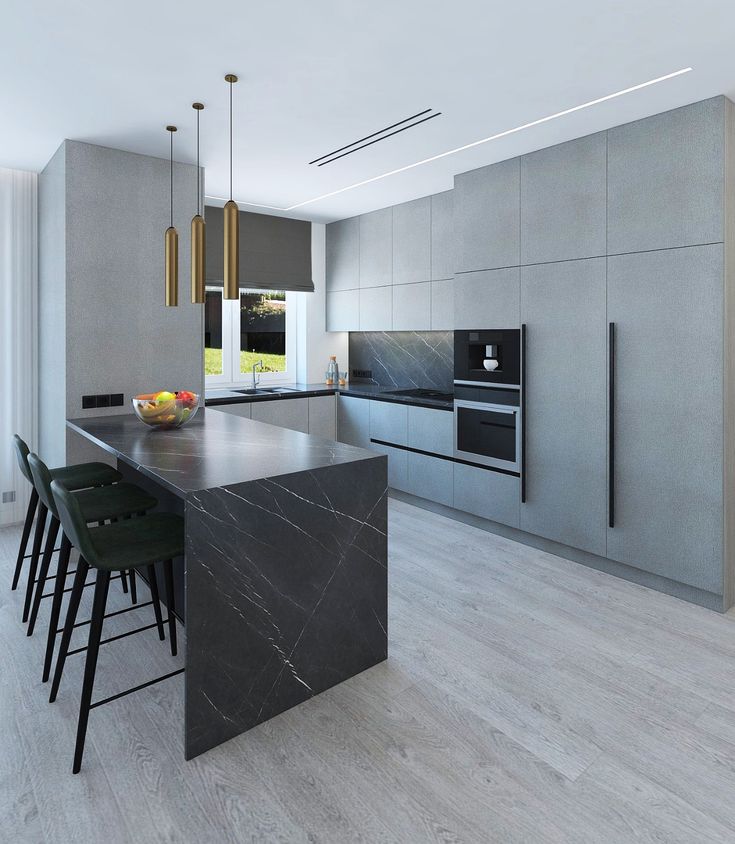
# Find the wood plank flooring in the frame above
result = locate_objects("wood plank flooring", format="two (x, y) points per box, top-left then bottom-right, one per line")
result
(3, 497), (735, 842)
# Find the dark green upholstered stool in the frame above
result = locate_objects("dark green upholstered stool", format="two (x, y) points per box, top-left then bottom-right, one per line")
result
(11, 435), (121, 598)
(49, 479), (184, 774)
(27, 453), (158, 682)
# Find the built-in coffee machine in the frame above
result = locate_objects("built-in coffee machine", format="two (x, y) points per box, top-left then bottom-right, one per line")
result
(453, 329), (522, 475)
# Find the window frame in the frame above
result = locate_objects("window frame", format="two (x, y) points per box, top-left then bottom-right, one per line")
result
(204, 287), (297, 388)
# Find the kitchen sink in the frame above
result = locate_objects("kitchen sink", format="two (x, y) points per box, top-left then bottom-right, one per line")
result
(233, 386), (301, 395)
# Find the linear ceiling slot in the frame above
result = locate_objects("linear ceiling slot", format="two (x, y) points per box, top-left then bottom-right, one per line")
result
(309, 108), (442, 166)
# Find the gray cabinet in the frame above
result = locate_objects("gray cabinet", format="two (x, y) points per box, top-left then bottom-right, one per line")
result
(431, 190), (454, 280)
(408, 406), (453, 456)
(454, 267), (520, 330)
(359, 287), (392, 331)
(606, 245), (723, 593)
(326, 290), (359, 331)
(251, 397), (309, 433)
(520, 259), (607, 556)
(308, 395), (336, 440)
(214, 403), (251, 419)
(337, 395), (370, 448)
(371, 442), (408, 491)
(369, 400), (407, 446)
(454, 158), (520, 273)
(431, 279), (454, 330)
(359, 208), (392, 288)
(393, 282), (430, 331)
(407, 452), (453, 506)
(453, 464), (520, 528)
(520, 133), (606, 264)
(393, 197), (430, 285)
(607, 97), (725, 254)
(326, 217), (359, 291)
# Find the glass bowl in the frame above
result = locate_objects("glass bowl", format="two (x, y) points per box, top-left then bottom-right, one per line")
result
(132, 391), (200, 430)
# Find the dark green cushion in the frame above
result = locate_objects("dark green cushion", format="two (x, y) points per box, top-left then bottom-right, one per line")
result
(50, 462), (122, 491)
(87, 513), (185, 571)
(74, 483), (157, 524)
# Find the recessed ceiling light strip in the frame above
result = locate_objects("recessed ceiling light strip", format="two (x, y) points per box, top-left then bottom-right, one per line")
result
(317, 111), (442, 166)
(308, 108), (434, 164)
(205, 67), (692, 213)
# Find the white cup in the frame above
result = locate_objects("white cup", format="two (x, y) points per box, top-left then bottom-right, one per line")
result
(483, 358), (499, 371)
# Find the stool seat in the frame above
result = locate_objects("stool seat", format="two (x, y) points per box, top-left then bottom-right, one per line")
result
(72, 483), (157, 524)
(50, 462), (122, 491)
(83, 512), (184, 572)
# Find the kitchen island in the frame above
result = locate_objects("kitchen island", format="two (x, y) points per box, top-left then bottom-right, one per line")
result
(67, 408), (388, 759)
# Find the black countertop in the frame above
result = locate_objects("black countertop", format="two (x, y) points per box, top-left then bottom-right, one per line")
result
(206, 382), (454, 410)
(67, 408), (379, 498)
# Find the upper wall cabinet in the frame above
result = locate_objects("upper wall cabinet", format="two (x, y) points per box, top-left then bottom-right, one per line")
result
(326, 290), (359, 331)
(393, 197), (431, 285)
(431, 190), (454, 280)
(607, 97), (725, 254)
(326, 217), (359, 291)
(454, 158), (520, 273)
(520, 133), (607, 264)
(454, 267), (520, 330)
(359, 208), (392, 288)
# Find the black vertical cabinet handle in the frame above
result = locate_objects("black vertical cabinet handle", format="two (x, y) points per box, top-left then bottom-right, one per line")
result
(521, 323), (527, 504)
(608, 322), (615, 528)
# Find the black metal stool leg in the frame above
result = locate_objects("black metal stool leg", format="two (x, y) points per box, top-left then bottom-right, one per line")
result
(129, 569), (137, 604)
(146, 565), (166, 641)
(42, 534), (72, 683)
(119, 569), (129, 594)
(27, 516), (60, 636)
(73, 569), (110, 774)
(12, 488), (38, 590)
(50, 558), (89, 703)
(23, 502), (48, 623)
(162, 559), (177, 657)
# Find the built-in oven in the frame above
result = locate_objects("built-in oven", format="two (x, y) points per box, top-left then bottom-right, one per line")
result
(454, 384), (521, 472)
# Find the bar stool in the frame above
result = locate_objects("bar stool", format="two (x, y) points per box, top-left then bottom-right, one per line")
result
(49, 479), (183, 774)
(11, 435), (122, 610)
(26, 452), (160, 681)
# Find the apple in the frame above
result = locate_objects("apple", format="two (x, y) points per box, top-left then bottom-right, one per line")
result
(155, 390), (176, 405)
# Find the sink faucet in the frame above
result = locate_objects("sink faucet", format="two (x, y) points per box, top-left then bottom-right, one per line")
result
(251, 359), (263, 390)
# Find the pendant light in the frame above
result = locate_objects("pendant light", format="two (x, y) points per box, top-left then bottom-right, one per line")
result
(191, 103), (205, 304)
(223, 73), (239, 299)
(165, 125), (179, 307)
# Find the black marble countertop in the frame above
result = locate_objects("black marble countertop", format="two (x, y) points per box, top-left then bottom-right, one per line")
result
(67, 408), (380, 498)
(206, 382), (454, 410)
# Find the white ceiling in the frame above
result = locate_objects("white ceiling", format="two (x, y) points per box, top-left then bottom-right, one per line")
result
(3, 0), (735, 222)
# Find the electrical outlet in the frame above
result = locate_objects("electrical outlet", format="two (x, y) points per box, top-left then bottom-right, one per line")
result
(96, 394), (110, 407)
(352, 369), (372, 379)
(2, 491), (16, 504)
(110, 393), (124, 407)
(82, 395), (97, 409)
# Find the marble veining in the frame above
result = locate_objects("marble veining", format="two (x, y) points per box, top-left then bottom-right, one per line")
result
(185, 458), (388, 759)
(349, 331), (454, 391)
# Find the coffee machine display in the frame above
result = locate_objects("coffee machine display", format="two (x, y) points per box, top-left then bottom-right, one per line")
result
(454, 329), (520, 387)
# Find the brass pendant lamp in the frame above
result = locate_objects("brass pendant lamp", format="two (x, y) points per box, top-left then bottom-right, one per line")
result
(223, 73), (239, 299)
(191, 103), (206, 303)
(164, 125), (179, 306)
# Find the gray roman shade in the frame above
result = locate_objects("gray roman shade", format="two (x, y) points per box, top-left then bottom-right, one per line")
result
(205, 205), (314, 292)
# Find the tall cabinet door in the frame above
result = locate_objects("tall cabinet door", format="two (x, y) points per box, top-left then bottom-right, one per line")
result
(520, 258), (607, 555)
(607, 245), (723, 594)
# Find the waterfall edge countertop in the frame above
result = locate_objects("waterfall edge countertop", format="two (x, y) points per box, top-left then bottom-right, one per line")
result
(67, 409), (388, 761)
(67, 406), (379, 497)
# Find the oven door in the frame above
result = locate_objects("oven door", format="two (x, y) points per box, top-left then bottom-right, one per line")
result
(454, 400), (520, 472)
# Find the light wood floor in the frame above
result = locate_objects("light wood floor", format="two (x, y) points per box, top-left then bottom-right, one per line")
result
(4, 497), (735, 843)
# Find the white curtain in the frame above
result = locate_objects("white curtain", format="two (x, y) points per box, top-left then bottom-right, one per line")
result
(0, 168), (37, 527)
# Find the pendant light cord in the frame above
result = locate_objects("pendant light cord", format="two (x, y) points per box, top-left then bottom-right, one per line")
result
(229, 78), (233, 201)
(169, 130), (174, 228)
(196, 108), (201, 215)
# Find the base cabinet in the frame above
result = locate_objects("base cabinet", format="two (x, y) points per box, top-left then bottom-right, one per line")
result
(453, 463), (520, 528)
(337, 395), (370, 448)
(308, 396), (336, 440)
(250, 398), (309, 433)
(370, 442), (408, 491)
(406, 452), (453, 506)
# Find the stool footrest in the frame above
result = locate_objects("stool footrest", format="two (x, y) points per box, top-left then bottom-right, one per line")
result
(55, 600), (154, 635)
(90, 667), (185, 710)
(42, 572), (123, 600)
(66, 617), (174, 656)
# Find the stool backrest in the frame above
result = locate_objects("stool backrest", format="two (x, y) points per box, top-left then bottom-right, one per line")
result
(50, 480), (97, 565)
(12, 435), (33, 484)
(28, 453), (57, 517)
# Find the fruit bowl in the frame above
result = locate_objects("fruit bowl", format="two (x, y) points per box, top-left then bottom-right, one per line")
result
(132, 391), (200, 430)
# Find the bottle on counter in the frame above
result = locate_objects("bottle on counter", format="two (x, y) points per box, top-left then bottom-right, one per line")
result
(326, 355), (339, 386)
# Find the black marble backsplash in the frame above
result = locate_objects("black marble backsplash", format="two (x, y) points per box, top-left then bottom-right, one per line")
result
(348, 331), (454, 391)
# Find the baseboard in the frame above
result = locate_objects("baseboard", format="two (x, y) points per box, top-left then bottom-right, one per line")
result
(389, 489), (725, 613)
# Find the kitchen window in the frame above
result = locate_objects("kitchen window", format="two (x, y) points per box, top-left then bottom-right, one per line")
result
(205, 287), (296, 386)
